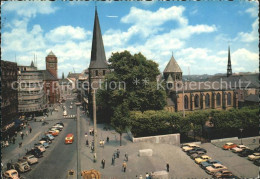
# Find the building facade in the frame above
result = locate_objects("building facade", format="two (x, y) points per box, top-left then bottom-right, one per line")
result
(59, 72), (73, 101)
(17, 62), (46, 116)
(1, 60), (19, 138)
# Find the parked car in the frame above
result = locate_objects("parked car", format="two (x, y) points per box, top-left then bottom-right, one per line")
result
(48, 130), (59, 136)
(34, 144), (46, 152)
(45, 134), (55, 140)
(205, 163), (227, 175)
(232, 145), (249, 153)
(39, 141), (49, 148)
(213, 169), (234, 178)
(248, 153), (260, 161)
(3, 169), (20, 179)
(52, 124), (63, 129)
(26, 148), (43, 158)
(40, 137), (52, 144)
(195, 155), (211, 164)
(14, 160), (31, 173)
(56, 122), (64, 127)
(200, 159), (222, 170)
(22, 155), (38, 165)
(254, 146), (260, 152)
(50, 127), (62, 132)
(253, 158), (260, 166)
(222, 142), (237, 150)
(187, 148), (207, 156)
(238, 149), (254, 157)
(190, 151), (206, 160)
(182, 143), (200, 152)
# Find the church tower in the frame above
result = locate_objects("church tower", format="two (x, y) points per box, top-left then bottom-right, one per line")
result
(46, 51), (58, 78)
(227, 46), (232, 77)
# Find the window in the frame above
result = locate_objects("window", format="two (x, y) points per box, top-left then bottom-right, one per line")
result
(205, 94), (210, 107)
(227, 92), (231, 105)
(216, 93), (221, 106)
(95, 70), (98, 76)
(184, 95), (188, 109)
(195, 94), (199, 108)
(103, 70), (106, 76)
(167, 82), (173, 89)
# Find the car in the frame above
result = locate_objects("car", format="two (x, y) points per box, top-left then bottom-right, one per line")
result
(65, 133), (74, 144)
(238, 149), (254, 157)
(232, 145), (249, 153)
(222, 142), (237, 150)
(56, 122), (64, 126)
(195, 155), (211, 164)
(200, 159), (222, 170)
(14, 160), (31, 173)
(3, 169), (20, 179)
(205, 163), (227, 175)
(63, 110), (67, 116)
(248, 153), (260, 161)
(34, 144), (46, 152)
(40, 137), (52, 144)
(53, 124), (63, 129)
(39, 141), (50, 148)
(48, 130), (59, 136)
(213, 169), (234, 178)
(70, 105), (73, 109)
(45, 134), (55, 140)
(50, 127), (62, 131)
(22, 155), (38, 165)
(182, 143), (200, 152)
(187, 148), (207, 156)
(190, 151), (206, 160)
(254, 146), (260, 152)
(26, 148), (43, 158)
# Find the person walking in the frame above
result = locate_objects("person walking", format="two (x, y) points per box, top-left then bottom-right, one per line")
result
(116, 149), (120, 158)
(139, 175), (143, 179)
(113, 152), (117, 160)
(19, 142), (22, 148)
(122, 161), (127, 172)
(107, 136), (109, 143)
(29, 126), (32, 133)
(86, 139), (89, 147)
(166, 163), (169, 172)
(101, 159), (105, 169)
(12, 137), (15, 144)
(15, 131), (17, 137)
(21, 132), (24, 140)
(111, 156), (115, 165)
(125, 152), (128, 162)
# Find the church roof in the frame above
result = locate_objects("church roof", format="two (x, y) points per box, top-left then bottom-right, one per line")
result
(163, 55), (182, 73)
(89, 8), (108, 69)
(47, 51), (56, 57)
(245, 94), (258, 103)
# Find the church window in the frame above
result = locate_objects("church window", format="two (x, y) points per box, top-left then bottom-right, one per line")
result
(103, 70), (106, 76)
(195, 94), (199, 108)
(227, 92), (231, 105)
(205, 94), (210, 107)
(167, 82), (173, 89)
(95, 70), (98, 76)
(184, 95), (188, 109)
(217, 93), (221, 106)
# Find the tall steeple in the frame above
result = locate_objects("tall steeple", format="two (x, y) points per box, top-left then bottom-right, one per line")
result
(227, 46), (232, 77)
(62, 72), (64, 79)
(89, 7), (108, 69)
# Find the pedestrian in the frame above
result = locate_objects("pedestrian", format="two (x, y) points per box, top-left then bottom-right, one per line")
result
(113, 152), (117, 160)
(12, 137), (15, 144)
(145, 173), (149, 179)
(117, 149), (120, 158)
(139, 175), (143, 179)
(29, 127), (32, 133)
(166, 163), (169, 172)
(21, 132), (24, 140)
(19, 142), (22, 148)
(5, 140), (9, 147)
(101, 159), (105, 169)
(122, 161), (127, 172)
(26, 131), (29, 136)
(125, 152), (128, 161)
(107, 136), (109, 143)
(86, 139), (89, 147)
(91, 145), (94, 152)
(112, 156), (115, 165)
(15, 131), (17, 137)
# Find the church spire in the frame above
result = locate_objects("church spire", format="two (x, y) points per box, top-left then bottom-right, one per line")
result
(227, 46), (232, 77)
(62, 72), (64, 79)
(89, 7), (108, 69)
(31, 60), (35, 67)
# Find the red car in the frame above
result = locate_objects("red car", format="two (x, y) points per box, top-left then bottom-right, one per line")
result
(222, 142), (237, 150)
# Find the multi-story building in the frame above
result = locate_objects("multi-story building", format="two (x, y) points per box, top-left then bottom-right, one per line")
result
(1, 60), (18, 138)
(59, 72), (72, 101)
(17, 62), (46, 116)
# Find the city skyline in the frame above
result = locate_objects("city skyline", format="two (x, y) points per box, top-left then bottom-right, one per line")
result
(1, 1), (259, 78)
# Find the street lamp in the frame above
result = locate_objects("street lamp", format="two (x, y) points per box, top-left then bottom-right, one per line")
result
(239, 128), (243, 145)
(182, 81), (185, 118)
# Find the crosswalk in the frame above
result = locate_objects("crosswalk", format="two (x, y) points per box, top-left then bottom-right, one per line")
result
(63, 115), (76, 119)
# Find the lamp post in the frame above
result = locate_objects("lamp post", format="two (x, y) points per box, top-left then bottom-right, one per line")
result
(240, 128), (243, 145)
(92, 90), (97, 163)
(182, 81), (185, 118)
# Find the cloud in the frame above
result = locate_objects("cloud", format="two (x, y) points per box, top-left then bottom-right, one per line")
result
(236, 19), (258, 43)
(45, 26), (91, 43)
(3, 1), (58, 18)
(245, 2), (258, 18)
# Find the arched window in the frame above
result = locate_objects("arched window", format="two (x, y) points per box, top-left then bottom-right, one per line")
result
(195, 94), (199, 108)
(227, 92), (231, 105)
(184, 95), (188, 109)
(217, 93), (221, 106)
(205, 93), (210, 107)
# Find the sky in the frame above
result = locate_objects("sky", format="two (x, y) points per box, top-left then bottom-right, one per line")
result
(1, 0), (259, 78)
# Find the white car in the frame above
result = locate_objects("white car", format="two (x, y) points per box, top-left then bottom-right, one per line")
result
(232, 145), (249, 153)
(34, 144), (46, 152)
(63, 111), (67, 116)
(23, 155), (38, 165)
(53, 124), (63, 129)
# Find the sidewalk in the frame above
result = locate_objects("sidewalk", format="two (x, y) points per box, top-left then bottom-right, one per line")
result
(2, 105), (63, 169)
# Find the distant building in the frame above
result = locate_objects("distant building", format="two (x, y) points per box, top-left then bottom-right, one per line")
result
(78, 69), (89, 111)
(59, 72), (72, 101)
(1, 60), (18, 138)
(67, 72), (81, 91)
(17, 62), (46, 116)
